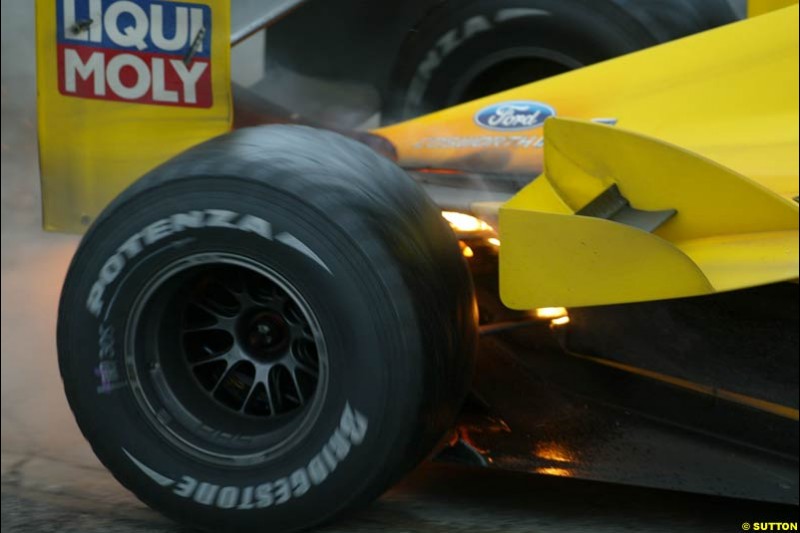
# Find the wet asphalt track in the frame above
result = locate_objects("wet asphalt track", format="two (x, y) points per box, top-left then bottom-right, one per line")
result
(1, 1), (798, 531)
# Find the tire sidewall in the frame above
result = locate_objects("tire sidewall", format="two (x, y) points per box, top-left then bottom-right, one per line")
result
(59, 178), (419, 531)
(386, 0), (655, 120)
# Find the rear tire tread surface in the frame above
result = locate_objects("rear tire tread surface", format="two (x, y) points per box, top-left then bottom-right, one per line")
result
(57, 125), (476, 532)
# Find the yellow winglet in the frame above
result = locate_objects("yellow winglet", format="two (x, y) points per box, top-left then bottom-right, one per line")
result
(499, 118), (799, 309)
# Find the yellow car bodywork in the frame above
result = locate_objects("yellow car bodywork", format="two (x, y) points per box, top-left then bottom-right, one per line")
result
(37, 1), (798, 309)
(379, 4), (799, 309)
(499, 118), (798, 308)
(36, 0), (232, 233)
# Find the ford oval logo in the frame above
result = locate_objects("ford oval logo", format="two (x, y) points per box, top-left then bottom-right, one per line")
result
(474, 101), (556, 131)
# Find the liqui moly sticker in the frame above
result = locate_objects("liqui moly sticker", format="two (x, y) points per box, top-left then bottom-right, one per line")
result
(57, 0), (213, 107)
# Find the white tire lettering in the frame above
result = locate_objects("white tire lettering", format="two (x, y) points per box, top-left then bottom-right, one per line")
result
(122, 448), (174, 487)
(340, 403), (368, 445)
(237, 214), (272, 239)
(174, 475), (197, 497)
(255, 483), (274, 508)
(321, 445), (338, 472)
(237, 486), (256, 510)
(100, 254), (124, 284)
(143, 218), (173, 245)
(86, 209), (331, 319)
(118, 233), (144, 259)
(290, 468), (310, 497)
(495, 7), (549, 23)
(126, 404), (369, 510)
(307, 456), (328, 485)
(273, 478), (291, 505)
(462, 15), (491, 39)
(275, 232), (331, 273)
(87, 282), (105, 317)
(171, 210), (205, 231)
(328, 428), (351, 460)
(205, 209), (237, 228)
(193, 482), (219, 505)
(216, 486), (239, 509)
(407, 15), (492, 110)
(435, 29), (459, 57)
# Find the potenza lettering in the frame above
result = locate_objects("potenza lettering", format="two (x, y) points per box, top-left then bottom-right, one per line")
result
(57, 0), (213, 107)
(86, 210), (272, 317)
(86, 209), (332, 320)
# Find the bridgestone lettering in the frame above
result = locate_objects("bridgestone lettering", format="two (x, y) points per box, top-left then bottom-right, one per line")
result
(125, 403), (369, 510)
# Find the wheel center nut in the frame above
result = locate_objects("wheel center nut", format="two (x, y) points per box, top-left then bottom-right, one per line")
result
(253, 323), (273, 344)
(244, 312), (288, 360)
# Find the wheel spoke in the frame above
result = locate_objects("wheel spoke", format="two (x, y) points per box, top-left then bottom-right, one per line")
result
(290, 340), (319, 376)
(283, 300), (306, 326)
(191, 346), (242, 369)
(289, 323), (314, 342)
(185, 312), (237, 333)
(295, 359), (318, 378)
(239, 379), (261, 414)
(245, 272), (283, 305)
(183, 322), (219, 333)
(177, 264), (325, 418)
(252, 364), (277, 415)
(227, 271), (265, 309)
(207, 349), (250, 395)
(191, 297), (236, 319)
(289, 367), (305, 405)
(271, 366), (287, 412)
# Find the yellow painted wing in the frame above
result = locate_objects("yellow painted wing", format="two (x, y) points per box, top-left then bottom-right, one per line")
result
(499, 118), (798, 309)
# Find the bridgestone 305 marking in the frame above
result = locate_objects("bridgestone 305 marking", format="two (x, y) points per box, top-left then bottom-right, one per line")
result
(124, 403), (368, 509)
(86, 209), (330, 318)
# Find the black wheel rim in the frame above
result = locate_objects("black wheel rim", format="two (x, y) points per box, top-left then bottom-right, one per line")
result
(125, 253), (329, 466)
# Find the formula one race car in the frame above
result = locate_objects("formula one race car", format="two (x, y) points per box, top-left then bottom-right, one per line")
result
(38, 1), (798, 531)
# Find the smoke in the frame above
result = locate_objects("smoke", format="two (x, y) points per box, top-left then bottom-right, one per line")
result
(0, 0), (91, 468)
(236, 36), (381, 130)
